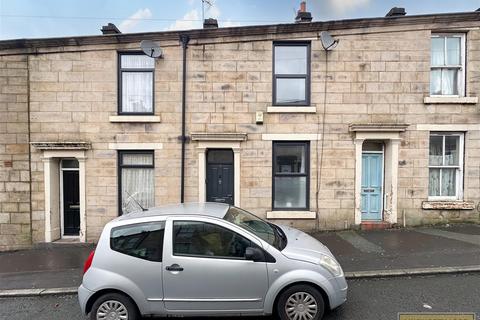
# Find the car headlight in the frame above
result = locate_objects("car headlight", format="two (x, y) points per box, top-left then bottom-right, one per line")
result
(319, 254), (343, 277)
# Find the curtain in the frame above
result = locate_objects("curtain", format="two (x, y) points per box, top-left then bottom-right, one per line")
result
(431, 37), (444, 66)
(442, 69), (457, 95)
(429, 136), (443, 166)
(428, 169), (440, 197)
(121, 55), (154, 69)
(444, 135), (459, 165)
(122, 153), (153, 166)
(446, 37), (460, 65)
(122, 72), (153, 113)
(121, 153), (154, 214)
(441, 169), (456, 197)
(121, 168), (154, 214)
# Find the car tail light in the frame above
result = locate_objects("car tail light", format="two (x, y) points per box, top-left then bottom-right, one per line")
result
(83, 250), (95, 274)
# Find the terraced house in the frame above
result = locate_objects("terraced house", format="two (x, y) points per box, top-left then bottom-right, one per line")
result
(1, 5), (480, 250)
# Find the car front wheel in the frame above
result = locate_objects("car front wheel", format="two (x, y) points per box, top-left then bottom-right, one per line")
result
(277, 284), (325, 320)
(90, 292), (139, 320)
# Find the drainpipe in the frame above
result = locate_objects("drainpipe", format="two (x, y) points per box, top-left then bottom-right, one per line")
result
(179, 34), (190, 203)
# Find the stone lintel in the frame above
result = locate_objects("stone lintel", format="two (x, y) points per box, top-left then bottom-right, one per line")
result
(191, 132), (248, 142)
(31, 142), (91, 150)
(349, 123), (409, 132)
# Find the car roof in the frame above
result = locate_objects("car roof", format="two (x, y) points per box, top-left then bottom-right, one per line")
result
(116, 202), (231, 222)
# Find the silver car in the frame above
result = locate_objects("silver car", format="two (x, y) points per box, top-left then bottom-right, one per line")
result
(78, 203), (347, 320)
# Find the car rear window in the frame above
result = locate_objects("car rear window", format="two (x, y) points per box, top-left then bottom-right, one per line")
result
(110, 221), (165, 262)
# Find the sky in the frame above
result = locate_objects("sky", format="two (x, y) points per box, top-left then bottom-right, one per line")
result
(0, 0), (479, 40)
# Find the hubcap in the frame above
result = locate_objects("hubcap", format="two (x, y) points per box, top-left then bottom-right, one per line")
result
(96, 300), (128, 320)
(285, 292), (318, 320)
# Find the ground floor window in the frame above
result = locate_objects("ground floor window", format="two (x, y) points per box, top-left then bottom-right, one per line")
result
(428, 132), (464, 200)
(272, 141), (309, 210)
(118, 151), (155, 214)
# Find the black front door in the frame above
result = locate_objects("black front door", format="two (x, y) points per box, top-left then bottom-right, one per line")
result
(206, 149), (234, 205)
(63, 170), (80, 236)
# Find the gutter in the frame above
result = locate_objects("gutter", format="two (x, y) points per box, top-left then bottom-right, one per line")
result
(179, 34), (190, 203)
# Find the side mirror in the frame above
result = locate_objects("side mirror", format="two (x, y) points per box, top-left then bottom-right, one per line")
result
(245, 247), (264, 262)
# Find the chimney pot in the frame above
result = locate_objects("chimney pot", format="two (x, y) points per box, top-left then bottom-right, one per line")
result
(101, 23), (121, 35)
(385, 7), (406, 17)
(295, 1), (312, 23)
(203, 18), (218, 29)
(300, 1), (306, 13)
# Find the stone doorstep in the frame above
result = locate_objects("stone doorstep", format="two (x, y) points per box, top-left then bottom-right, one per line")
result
(360, 221), (392, 231)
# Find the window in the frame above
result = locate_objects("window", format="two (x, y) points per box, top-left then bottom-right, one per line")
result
(111, 221), (165, 262)
(118, 53), (155, 114)
(430, 34), (465, 96)
(273, 42), (310, 105)
(272, 141), (309, 210)
(118, 151), (155, 214)
(172, 221), (252, 259)
(428, 133), (464, 200)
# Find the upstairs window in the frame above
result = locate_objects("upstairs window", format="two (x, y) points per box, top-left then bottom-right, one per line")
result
(118, 53), (155, 114)
(428, 133), (464, 200)
(430, 34), (465, 96)
(273, 42), (310, 106)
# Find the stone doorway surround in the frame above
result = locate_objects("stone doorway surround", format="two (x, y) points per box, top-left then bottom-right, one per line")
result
(349, 124), (409, 225)
(31, 142), (90, 243)
(191, 133), (247, 207)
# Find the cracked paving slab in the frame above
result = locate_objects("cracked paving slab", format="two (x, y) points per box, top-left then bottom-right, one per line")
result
(337, 230), (385, 254)
(416, 228), (480, 246)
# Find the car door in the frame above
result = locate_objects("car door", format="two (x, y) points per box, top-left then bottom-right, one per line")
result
(162, 217), (269, 313)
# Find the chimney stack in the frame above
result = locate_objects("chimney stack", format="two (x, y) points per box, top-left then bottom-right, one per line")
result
(203, 18), (218, 29)
(295, 1), (313, 23)
(385, 7), (406, 17)
(101, 23), (121, 35)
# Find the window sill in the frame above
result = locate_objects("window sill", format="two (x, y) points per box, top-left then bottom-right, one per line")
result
(422, 201), (475, 210)
(423, 96), (478, 104)
(266, 211), (316, 219)
(109, 115), (161, 123)
(267, 106), (316, 113)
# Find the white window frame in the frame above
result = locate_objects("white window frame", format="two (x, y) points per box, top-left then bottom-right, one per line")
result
(428, 132), (464, 201)
(430, 33), (466, 97)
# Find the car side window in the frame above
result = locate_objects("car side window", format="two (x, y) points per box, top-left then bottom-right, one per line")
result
(111, 221), (165, 262)
(173, 221), (251, 259)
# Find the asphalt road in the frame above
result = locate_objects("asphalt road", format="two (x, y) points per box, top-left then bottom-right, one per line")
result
(1, 273), (479, 320)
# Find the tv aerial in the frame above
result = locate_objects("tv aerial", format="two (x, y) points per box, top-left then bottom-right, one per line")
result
(140, 40), (164, 58)
(319, 31), (338, 51)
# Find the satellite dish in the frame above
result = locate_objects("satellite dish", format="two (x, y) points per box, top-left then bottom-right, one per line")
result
(140, 40), (163, 58)
(320, 31), (338, 51)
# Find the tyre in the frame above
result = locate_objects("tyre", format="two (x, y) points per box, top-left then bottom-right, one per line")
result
(89, 292), (139, 320)
(276, 284), (325, 320)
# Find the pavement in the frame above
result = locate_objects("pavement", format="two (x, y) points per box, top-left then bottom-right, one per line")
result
(0, 223), (479, 297)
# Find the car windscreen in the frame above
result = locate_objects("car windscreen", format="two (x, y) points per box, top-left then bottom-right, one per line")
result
(223, 206), (286, 250)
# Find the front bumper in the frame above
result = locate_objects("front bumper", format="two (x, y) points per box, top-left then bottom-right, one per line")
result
(78, 284), (95, 315)
(327, 275), (348, 309)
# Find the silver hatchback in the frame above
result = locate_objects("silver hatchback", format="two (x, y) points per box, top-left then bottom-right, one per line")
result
(78, 203), (347, 320)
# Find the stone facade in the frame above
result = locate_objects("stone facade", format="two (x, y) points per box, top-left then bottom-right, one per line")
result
(0, 54), (31, 250)
(1, 12), (480, 249)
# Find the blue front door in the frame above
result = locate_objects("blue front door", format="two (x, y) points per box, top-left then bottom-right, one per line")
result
(361, 153), (383, 221)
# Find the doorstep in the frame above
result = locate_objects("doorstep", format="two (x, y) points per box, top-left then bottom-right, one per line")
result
(360, 221), (392, 231)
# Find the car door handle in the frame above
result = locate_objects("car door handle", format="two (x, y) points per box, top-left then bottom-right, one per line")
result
(166, 264), (184, 272)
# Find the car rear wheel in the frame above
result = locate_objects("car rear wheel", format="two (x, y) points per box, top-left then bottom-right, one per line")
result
(90, 292), (139, 320)
(277, 284), (325, 320)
